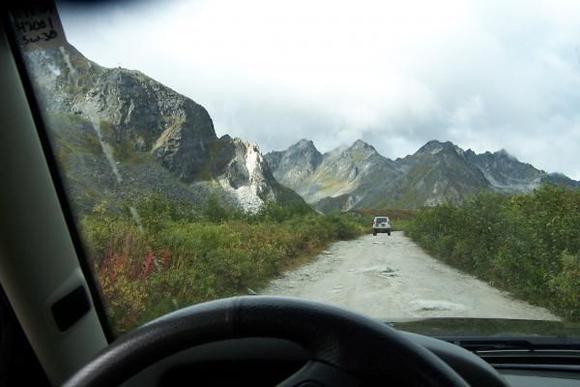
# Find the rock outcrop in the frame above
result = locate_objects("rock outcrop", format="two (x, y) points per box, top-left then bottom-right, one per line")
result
(24, 43), (303, 213)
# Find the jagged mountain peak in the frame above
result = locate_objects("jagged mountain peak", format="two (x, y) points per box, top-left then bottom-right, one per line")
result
(317, 139), (380, 161)
(272, 138), (321, 159)
(318, 140), (390, 169)
(416, 140), (465, 157)
(350, 138), (372, 148)
(291, 138), (318, 150)
(263, 139), (323, 195)
(417, 139), (451, 150)
(473, 148), (518, 162)
(493, 148), (519, 161)
(488, 149), (535, 169)
(347, 139), (378, 155)
(284, 138), (322, 160)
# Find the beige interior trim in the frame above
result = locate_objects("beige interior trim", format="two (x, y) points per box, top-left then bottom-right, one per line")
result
(0, 19), (107, 386)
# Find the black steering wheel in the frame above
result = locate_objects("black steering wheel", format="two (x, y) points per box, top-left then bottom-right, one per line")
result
(63, 296), (470, 386)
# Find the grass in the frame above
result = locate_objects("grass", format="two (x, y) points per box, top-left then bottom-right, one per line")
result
(80, 196), (367, 335)
(405, 184), (580, 321)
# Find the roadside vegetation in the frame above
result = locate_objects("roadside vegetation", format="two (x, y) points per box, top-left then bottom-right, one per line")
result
(80, 196), (367, 334)
(406, 185), (580, 320)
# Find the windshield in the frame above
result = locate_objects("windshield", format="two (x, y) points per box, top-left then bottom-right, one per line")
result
(12, 0), (579, 337)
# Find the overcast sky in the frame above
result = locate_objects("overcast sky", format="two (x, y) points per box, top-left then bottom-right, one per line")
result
(58, 0), (580, 179)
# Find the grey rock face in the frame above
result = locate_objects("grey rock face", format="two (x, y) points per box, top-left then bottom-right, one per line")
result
(265, 139), (323, 188)
(27, 44), (217, 183)
(24, 43), (303, 212)
(266, 139), (401, 211)
(210, 135), (279, 212)
(391, 141), (489, 208)
(464, 149), (544, 192)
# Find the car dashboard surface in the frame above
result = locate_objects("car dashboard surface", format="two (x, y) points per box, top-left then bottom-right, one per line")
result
(122, 336), (580, 387)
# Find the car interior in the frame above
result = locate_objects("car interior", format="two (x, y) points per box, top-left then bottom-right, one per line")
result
(1, 1), (579, 386)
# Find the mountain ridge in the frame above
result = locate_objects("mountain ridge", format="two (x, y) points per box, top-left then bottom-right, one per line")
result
(266, 139), (579, 211)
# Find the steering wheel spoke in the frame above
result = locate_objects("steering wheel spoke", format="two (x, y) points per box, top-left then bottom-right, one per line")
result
(277, 360), (360, 387)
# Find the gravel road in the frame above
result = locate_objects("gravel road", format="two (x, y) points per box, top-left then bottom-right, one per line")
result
(261, 232), (558, 320)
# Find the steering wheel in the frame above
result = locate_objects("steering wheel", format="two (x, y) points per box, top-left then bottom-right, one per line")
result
(63, 296), (470, 386)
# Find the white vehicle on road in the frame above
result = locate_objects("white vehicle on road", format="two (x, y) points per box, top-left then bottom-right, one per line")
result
(373, 216), (391, 236)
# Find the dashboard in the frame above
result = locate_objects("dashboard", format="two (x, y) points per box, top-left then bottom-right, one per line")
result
(123, 335), (580, 387)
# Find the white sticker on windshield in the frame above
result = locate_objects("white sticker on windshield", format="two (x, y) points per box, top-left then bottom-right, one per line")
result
(10, 3), (66, 50)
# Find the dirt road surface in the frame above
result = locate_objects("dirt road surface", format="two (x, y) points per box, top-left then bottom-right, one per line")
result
(261, 232), (558, 320)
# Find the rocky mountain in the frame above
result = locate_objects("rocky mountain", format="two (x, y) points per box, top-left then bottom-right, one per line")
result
(265, 140), (401, 208)
(265, 139), (323, 193)
(464, 148), (544, 192)
(389, 140), (490, 208)
(23, 43), (305, 214)
(266, 139), (579, 211)
(543, 173), (580, 189)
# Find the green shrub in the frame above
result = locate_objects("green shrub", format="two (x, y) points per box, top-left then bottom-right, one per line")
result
(407, 185), (580, 320)
(79, 198), (366, 334)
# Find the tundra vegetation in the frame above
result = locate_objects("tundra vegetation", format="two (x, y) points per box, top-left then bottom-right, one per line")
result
(406, 185), (580, 321)
(80, 196), (367, 334)
(82, 185), (579, 334)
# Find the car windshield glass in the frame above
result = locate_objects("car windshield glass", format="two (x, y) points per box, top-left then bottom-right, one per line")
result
(11, 0), (580, 338)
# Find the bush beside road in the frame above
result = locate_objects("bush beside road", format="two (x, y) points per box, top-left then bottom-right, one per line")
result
(81, 197), (367, 334)
(406, 185), (580, 321)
